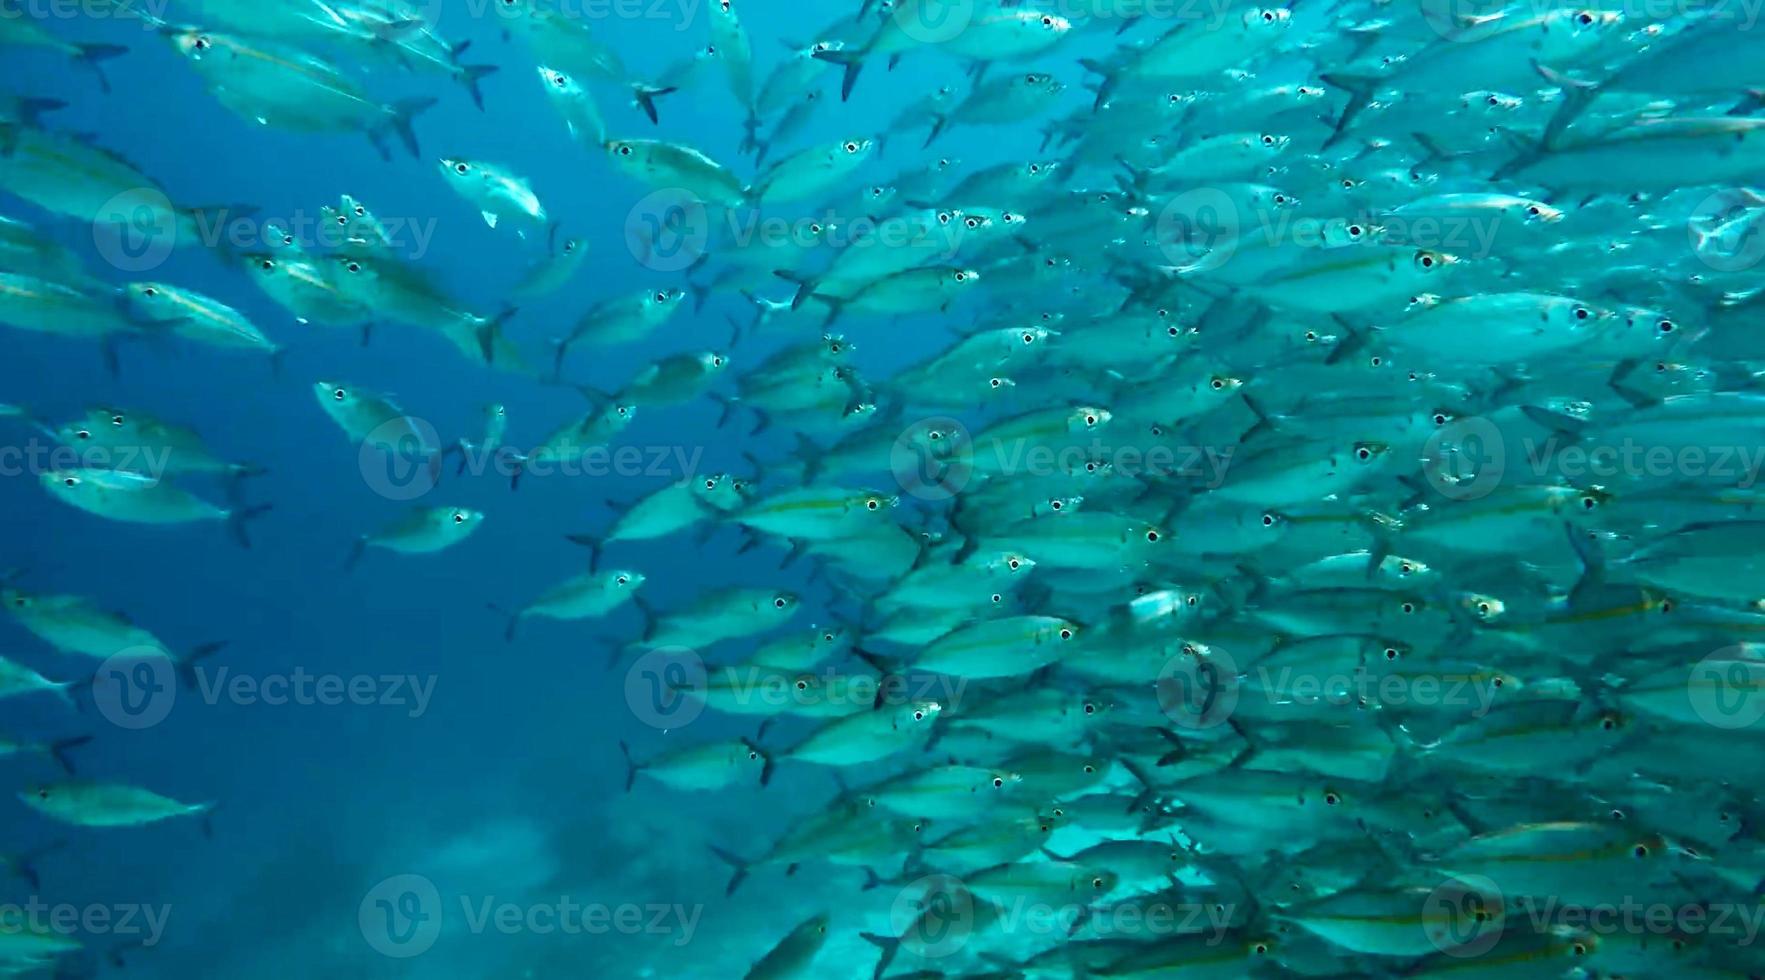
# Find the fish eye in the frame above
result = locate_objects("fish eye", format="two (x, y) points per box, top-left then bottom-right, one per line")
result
(454, 162), (470, 175)
(989, 377), (1003, 388)
(258, 259), (274, 271)
(992, 776), (1004, 788)
(615, 575), (629, 586)
(1574, 306), (1592, 320)
(1261, 9), (1276, 20)
(954, 271), (968, 282)
(1369, 355), (1383, 366)
(1253, 943), (1269, 955)
(704, 479), (716, 490)
(1082, 702), (1095, 715)
(843, 141), (858, 153)
(332, 388), (347, 400)
(1341, 179), (1356, 190)
(1185, 594), (1197, 606)
(452, 512), (466, 524)
(913, 709), (926, 721)
(1633, 843), (1650, 857)
(36, 788), (48, 799)
(1210, 377), (1226, 390)
(141, 286), (158, 298)
(1040, 14), (1054, 24)
(773, 597), (787, 608)
(1324, 791), (1341, 805)
(1400, 602), (1416, 614)
(1491, 676), (1505, 688)
(1356, 446), (1373, 460)
(1384, 647), (1400, 660)
(1090, 876), (1104, 888)
(1027, 164), (1040, 174)
(1167, 326), (1181, 337)
(964, 216), (980, 228)
(1059, 628), (1073, 639)
(74, 429), (90, 440)
(1581, 495), (1599, 510)
(712, 356), (724, 367)
(794, 679), (808, 691)
(747, 750), (759, 760)
(1477, 601), (1491, 615)
(346, 261), (362, 273)
(865, 498), (880, 511)
(1084, 413), (1097, 425)
(1050, 499), (1064, 511)
(1657, 318), (1675, 333)
(1304, 330), (1319, 342)
(193, 35), (211, 50)
(617, 407), (629, 416)
(991, 593), (1003, 603)
(1347, 224), (1364, 238)
(616, 145), (632, 156)
(1399, 561), (1414, 574)
(1415, 251), (1438, 269)
(1261, 513), (1275, 527)
(62, 476), (77, 487)
(1433, 413), (1449, 425)
(1145, 530), (1160, 542)
(1660, 598), (1674, 613)
(1577, 9), (1595, 24)
(1526, 205), (1542, 216)
(938, 212), (952, 225)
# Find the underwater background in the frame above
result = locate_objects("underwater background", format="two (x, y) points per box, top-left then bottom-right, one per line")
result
(5, 1), (1765, 978)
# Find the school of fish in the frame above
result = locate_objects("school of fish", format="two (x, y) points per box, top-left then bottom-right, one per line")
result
(5, 0), (1765, 976)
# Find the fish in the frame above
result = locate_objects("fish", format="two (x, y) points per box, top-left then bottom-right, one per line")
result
(346, 506), (484, 569)
(20, 781), (215, 831)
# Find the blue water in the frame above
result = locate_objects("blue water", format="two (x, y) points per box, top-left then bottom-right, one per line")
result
(0, 3), (997, 976)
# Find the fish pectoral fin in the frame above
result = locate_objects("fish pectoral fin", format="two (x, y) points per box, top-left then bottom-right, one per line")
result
(481, 211), (499, 229)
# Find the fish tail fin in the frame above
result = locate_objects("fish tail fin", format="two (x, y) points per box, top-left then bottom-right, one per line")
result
(741, 735), (775, 787)
(633, 85), (677, 125)
(923, 113), (948, 148)
(1318, 72), (1378, 147)
(10, 840), (64, 892)
(74, 43), (128, 93)
(858, 932), (901, 980)
(47, 736), (92, 775)
(386, 97), (439, 159)
(477, 305), (518, 365)
(772, 269), (818, 310)
(790, 432), (824, 484)
(486, 602), (520, 643)
(1519, 404), (1589, 443)
(227, 503), (272, 549)
(1489, 126), (1545, 181)
(461, 64), (499, 111)
(1078, 58), (1115, 110)
(1533, 59), (1599, 146)
(618, 740), (641, 792)
(15, 97), (66, 127)
(739, 111), (762, 155)
(708, 844), (752, 896)
(344, 536), (369, 572)
(708, 392), (739, 429)
(564, 533), (601, 573)
(1563, 523), (1606, 608)
(178, 642), (227, 689)
(814, 47), (864, 101)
